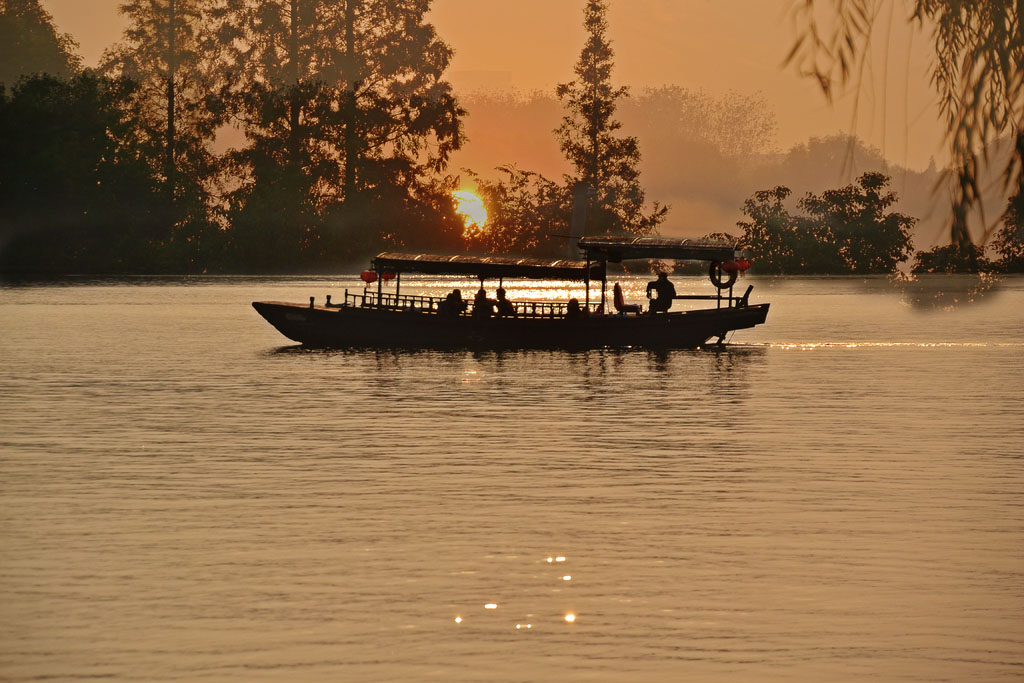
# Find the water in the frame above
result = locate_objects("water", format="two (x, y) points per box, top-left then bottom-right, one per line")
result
(2, 275), (1022, 682)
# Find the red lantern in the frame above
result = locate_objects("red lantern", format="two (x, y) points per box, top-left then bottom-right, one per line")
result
(360, 270), (378, 284)
(721, 260), (740, 274)
(381, 271), (396, 281)
(736, 258), (752, 272)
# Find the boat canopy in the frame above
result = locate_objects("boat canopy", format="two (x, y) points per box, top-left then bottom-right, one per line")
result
(372, 252), (606, 281)
(578, 236), (735, 262)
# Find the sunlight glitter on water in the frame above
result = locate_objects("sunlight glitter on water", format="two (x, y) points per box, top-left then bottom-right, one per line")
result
(763, 341), (1010, 349)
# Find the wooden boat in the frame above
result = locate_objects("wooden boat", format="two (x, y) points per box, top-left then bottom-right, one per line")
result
(253, 237), (769, 348)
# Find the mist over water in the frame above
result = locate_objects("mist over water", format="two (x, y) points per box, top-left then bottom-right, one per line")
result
(2, 276), (1022, 681)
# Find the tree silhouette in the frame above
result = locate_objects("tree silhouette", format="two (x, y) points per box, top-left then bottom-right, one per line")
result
(992, 190), (1024, 272)
(328, 0), (464, 253)
(555, 0), (665, 236)
(0, 74), (163, 272)
(738, 173), (915, 274)
(219, 0), (465, 266)
(800, 172), (916, 274)
(103, 0), (224, 248)
(215, 0), (338, 268)
(464, 165), (571, 256)
(0, 0), (80, 86)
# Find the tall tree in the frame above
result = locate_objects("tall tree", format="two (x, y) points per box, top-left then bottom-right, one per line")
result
(216, 0), (336, 268)
(0, 0), (80, 86)
(220, 0), (466, 266)
(331, 0), (466, 256)
(103, 0), (224, 249)
(328, 1), (464, 207)
(0, 73), (163, 272)
(555, 0), (665, 236)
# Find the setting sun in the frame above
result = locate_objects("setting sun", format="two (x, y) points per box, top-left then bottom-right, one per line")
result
(452, 190), (488, 234)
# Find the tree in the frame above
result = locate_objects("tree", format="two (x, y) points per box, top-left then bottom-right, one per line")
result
(219, 0), (466, 266)
(736, 186), (815, 274)
(912, 243), (992, 274)
(799, 172), (916, 274)
(786, 0), (1023, 250)
(992, 190), (1024, 272)
(463, 166), (571, 257)
(737, 173), (915, 274)
(0, 73), (162, 272)
(215, 0), (340, 269)
(323, 0), (465, 254)
(555, 0), (665, 236)
(103, 0), (224, 254)
(0, 0), (80, 86)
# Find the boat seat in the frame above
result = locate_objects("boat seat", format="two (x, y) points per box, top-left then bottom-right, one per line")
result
(738, 284), (753, 308)
(613, 282), (642, 315)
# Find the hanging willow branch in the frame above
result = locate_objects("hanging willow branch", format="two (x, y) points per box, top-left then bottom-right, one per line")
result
(785, 0), (1024, 249)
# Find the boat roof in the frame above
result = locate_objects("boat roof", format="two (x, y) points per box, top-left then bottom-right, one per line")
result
(578, 236), (735, 262)
(372, 252), (606, 281)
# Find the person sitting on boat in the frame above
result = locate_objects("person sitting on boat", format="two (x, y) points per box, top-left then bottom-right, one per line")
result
(495, 287), (516, 318)
(566, 297), (584, 319)
(646, 272), (677, 313)
(473, 287), (495, 319)
(439, 288), (467, 317)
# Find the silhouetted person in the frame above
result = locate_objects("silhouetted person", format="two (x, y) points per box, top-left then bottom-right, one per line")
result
(440, 288), (466, 317)
(566, 297), (583, 319)
(495, 287), (516, 318)
(473, 287), (495, 319)
(646, 272), (676, 313)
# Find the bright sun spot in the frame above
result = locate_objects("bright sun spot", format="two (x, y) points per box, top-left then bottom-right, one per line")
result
(453, 190), (488, 235)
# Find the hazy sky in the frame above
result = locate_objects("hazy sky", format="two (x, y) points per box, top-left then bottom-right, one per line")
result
(41, 0), (946, 170)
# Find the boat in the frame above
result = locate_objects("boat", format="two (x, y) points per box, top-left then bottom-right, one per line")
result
(252, 236), (769, 348)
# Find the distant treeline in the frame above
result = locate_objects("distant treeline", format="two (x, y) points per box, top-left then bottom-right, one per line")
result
(1, 0), (473, 274)
(1, 0), (1021, 275)
(455, 88), (1024, 274)
(0, 0), (665, 274)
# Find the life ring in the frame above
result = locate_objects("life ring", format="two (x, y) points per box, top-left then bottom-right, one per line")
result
(709, 261), (738, 289)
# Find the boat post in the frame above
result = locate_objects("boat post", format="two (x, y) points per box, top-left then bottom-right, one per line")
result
(716, 263), (722, 309)
(584, 254), (591, 309)
(395, 271), (401, 299)
(377, 269), (383, 308)
(600, 263), (607, 313)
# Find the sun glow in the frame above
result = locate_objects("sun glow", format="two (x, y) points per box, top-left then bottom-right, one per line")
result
(453, 190), (488, 235)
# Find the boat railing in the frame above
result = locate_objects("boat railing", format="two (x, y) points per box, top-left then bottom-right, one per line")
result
(331, 285), (753, 315)
(350, 290), (443, 311)
(337, 290), (604, 318)
(676, 284), (754, 309)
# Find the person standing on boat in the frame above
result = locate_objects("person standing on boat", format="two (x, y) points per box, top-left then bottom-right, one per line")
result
(646, 272), (676, 313)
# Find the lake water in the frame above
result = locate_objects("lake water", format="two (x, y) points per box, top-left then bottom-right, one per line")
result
(1, 275), (1022, 682)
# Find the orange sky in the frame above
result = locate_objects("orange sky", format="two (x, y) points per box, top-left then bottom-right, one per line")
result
(41, 0), (946, 170)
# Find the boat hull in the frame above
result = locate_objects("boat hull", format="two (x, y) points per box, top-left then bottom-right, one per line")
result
(252, 301), (770, 349)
